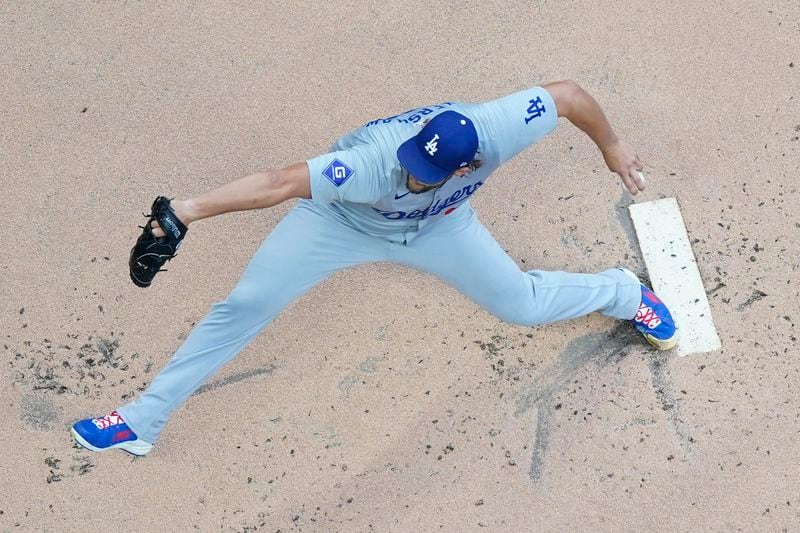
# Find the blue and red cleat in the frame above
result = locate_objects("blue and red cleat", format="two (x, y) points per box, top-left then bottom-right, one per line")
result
(621, 269), (678, 351)
(71, 411), (153, 456)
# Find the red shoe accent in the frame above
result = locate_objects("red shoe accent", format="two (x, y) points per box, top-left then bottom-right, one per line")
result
(112, 429), (134, 443)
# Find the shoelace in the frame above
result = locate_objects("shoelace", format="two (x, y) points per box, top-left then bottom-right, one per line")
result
(92, 412), (124, 430)
(634, 303), (663, 329)
(135, 256), (172, 274)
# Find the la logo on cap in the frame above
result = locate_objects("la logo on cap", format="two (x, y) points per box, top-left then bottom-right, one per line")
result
(424, 134), (440, 156)
(396, 110), (479, 185)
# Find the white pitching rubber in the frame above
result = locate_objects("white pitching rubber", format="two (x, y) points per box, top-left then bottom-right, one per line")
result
(629, 197), (721, 356)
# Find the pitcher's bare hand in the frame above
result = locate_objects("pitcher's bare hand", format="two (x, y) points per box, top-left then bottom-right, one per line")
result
(603, 140), (645, 195)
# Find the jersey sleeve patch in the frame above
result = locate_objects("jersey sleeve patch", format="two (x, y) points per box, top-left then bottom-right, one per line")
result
(474, 86), (558, 165)
(322, 158), (355, 187)
(308, 146), (389, 205)
(523, 95), (548, 125)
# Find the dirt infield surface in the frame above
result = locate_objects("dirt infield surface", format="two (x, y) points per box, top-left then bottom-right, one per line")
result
(2, 1), (798, 531)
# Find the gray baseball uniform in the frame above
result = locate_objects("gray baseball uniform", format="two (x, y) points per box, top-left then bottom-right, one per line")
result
(118, 86), (639, 444)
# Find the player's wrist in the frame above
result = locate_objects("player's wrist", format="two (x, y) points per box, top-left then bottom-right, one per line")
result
(599, 137), (621, 155)
(170, 199), (196, 226)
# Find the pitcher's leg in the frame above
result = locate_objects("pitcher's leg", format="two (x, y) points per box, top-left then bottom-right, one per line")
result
(395, 205), (640, 326)
(114, 201), (387, 444)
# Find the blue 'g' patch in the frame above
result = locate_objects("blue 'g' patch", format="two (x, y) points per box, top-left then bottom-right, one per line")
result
(322, 159), (355, 187)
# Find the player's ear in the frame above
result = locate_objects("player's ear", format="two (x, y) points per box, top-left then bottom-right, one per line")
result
(454, 167), (471, 177)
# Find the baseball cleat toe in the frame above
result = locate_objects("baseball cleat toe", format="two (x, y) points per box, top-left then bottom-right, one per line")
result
(71, 411), (153, 456)
(620, 269), (678, 351)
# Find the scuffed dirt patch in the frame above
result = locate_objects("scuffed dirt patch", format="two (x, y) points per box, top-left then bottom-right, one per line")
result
(7, 333), (155, 400)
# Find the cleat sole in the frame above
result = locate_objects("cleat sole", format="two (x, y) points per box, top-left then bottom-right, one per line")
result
(644, 332), (678, 351)
(71, 427), (153, 456)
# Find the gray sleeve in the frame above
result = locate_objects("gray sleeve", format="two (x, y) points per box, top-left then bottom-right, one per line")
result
(306, 145), (390, 205)
(329, 126), (368, 152)
(474, 86), (559, 165)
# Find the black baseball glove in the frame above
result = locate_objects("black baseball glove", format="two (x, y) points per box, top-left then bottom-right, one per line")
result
(129, 196), (188, 288)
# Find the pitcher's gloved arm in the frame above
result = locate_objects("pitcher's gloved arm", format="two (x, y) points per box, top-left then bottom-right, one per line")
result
(170, 162), (312, 228)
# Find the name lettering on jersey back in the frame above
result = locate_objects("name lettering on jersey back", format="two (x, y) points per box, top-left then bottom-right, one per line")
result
(373, 181), (483, 220)
(364, 103), (455, 127)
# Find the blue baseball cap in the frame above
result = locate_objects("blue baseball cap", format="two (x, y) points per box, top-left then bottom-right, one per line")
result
(397, 111), (479, 185)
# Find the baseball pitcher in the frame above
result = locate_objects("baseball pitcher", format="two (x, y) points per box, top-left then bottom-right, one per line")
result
(71, 80), (677, 456)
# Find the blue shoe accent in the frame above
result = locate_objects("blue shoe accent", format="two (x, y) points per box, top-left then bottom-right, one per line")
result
(71, 411), (153, 456)
(620, 269), (678, 350)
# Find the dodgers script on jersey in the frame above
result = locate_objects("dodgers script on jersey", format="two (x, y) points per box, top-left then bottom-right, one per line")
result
(305, 86), (559, 243)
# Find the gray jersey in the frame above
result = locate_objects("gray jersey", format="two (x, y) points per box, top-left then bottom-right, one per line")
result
(306, 85), (558, 243)
(114, 85), (647, 448)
